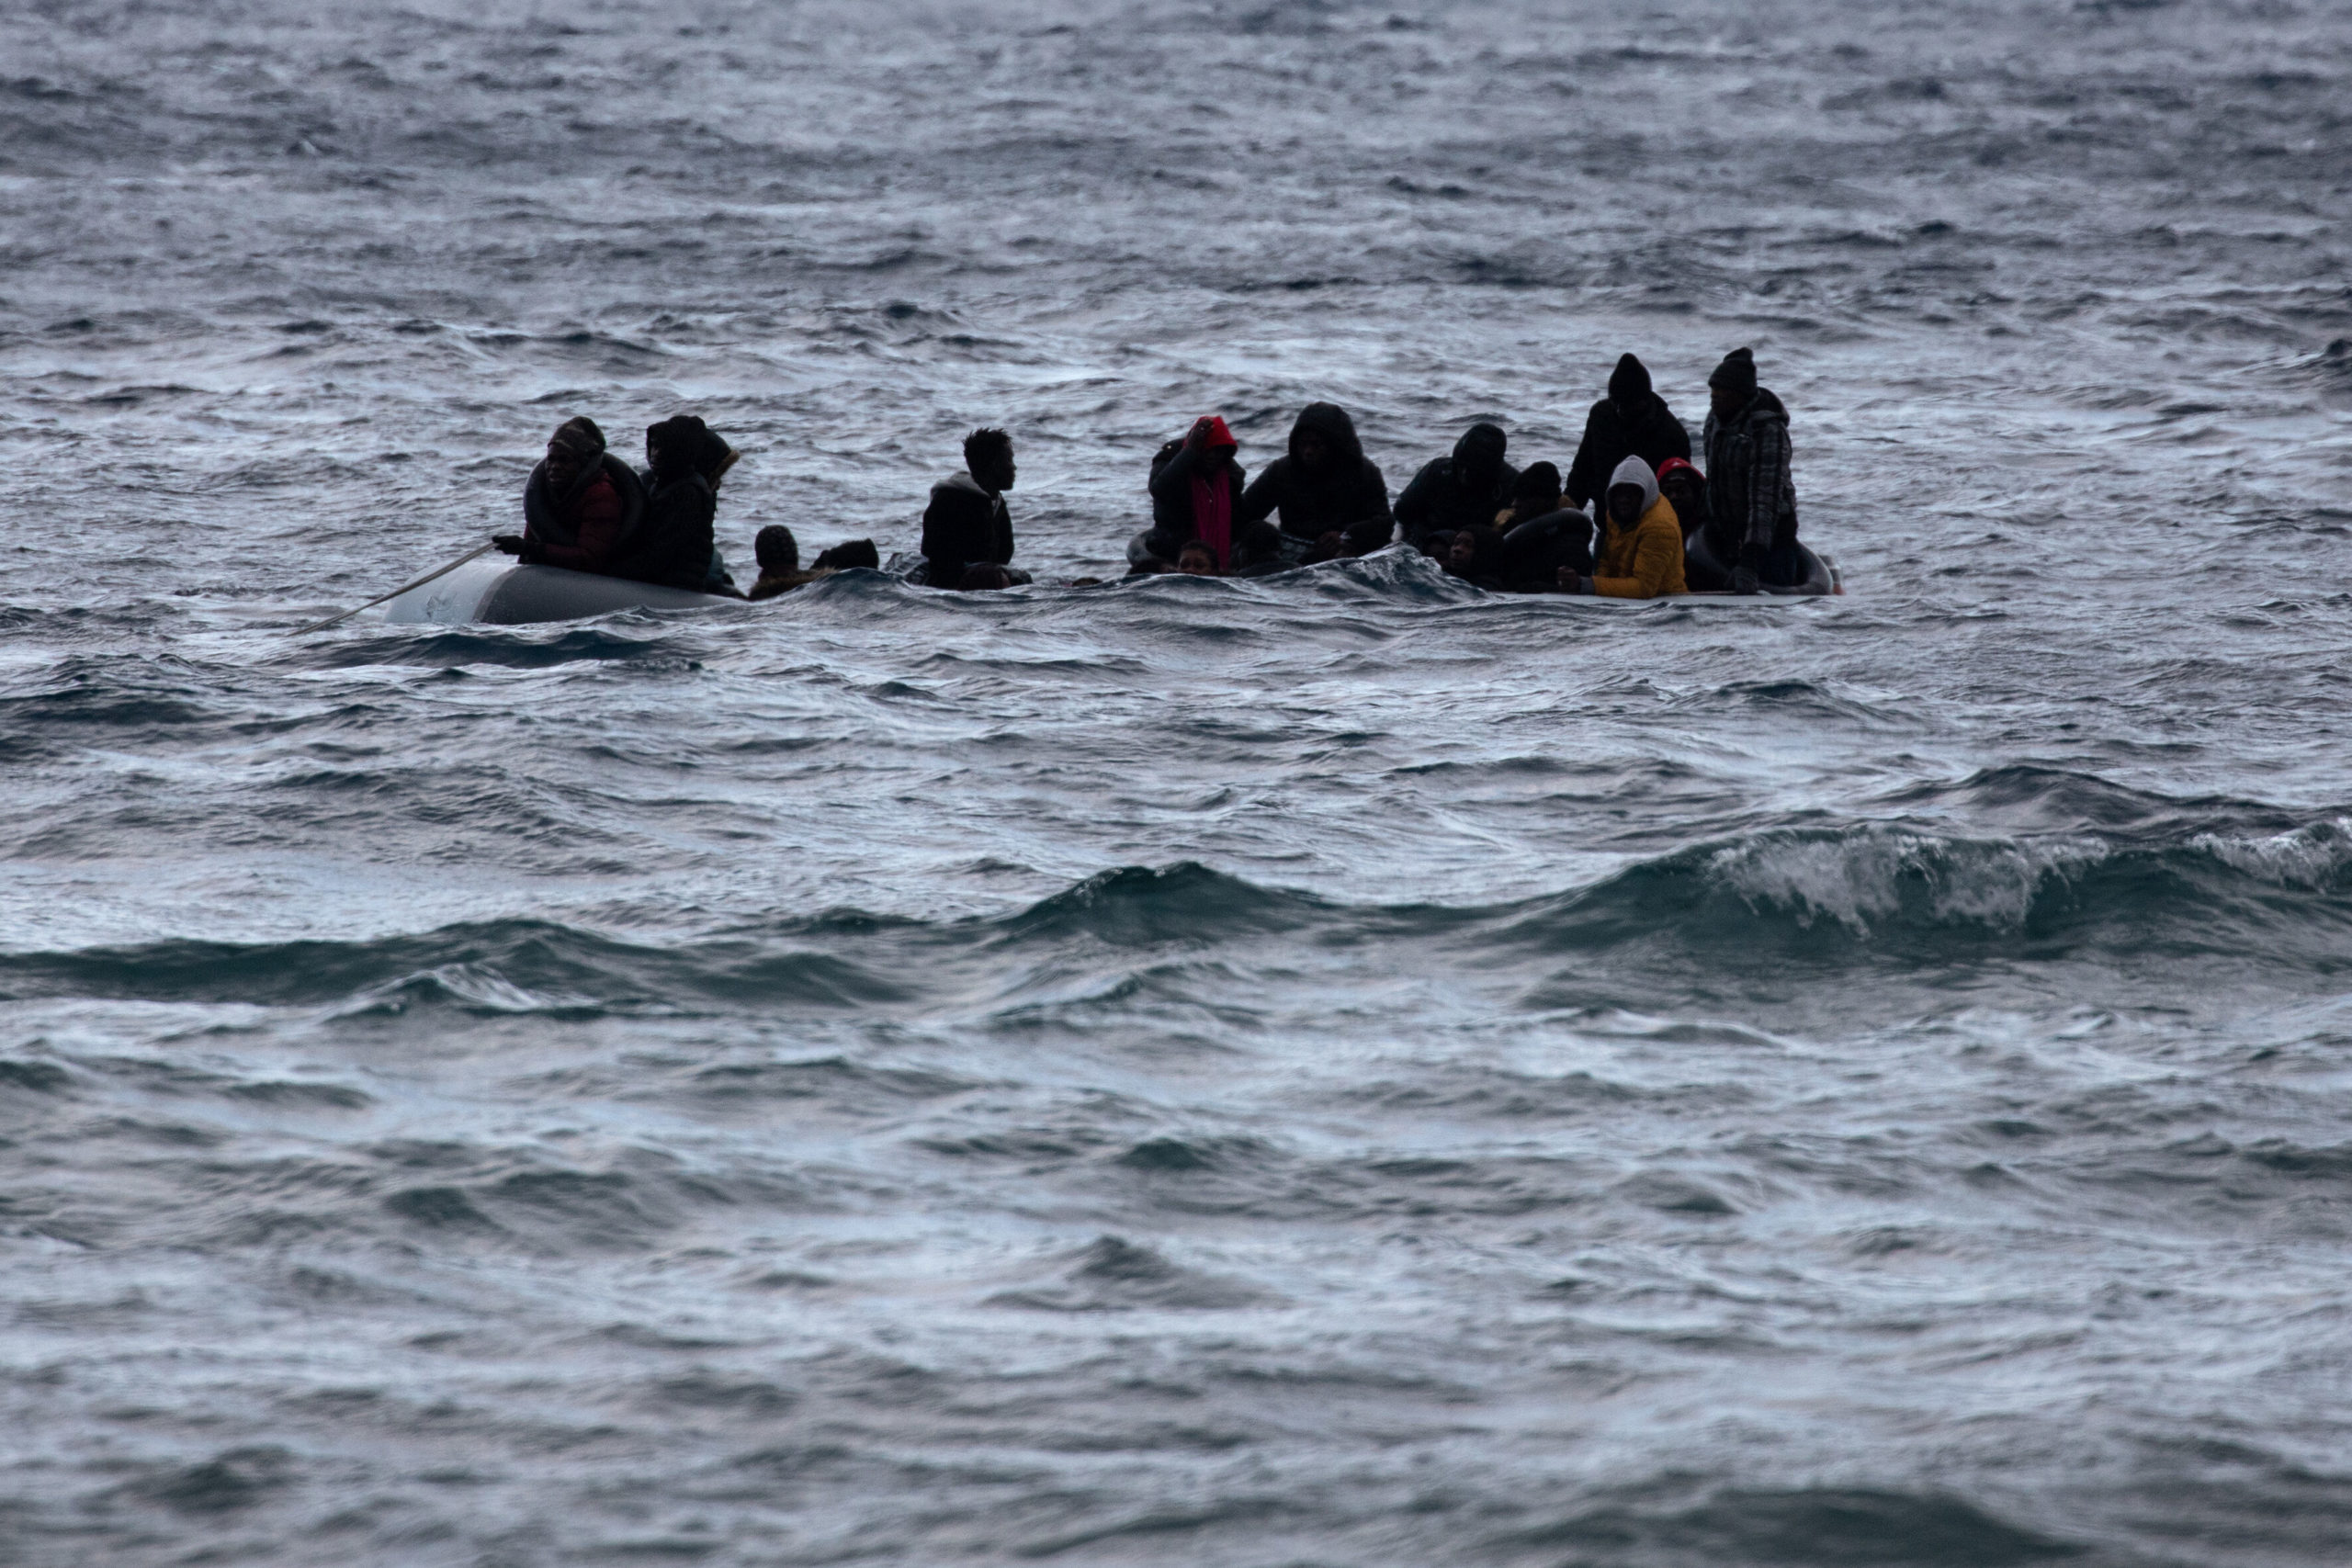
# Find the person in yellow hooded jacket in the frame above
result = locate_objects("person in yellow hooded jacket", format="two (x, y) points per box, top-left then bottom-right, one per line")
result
(1558, 454), (1687, 599)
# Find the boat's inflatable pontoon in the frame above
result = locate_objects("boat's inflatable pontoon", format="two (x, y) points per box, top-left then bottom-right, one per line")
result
(382, 560), (734, 626)
(1682, 534), (1838, 596)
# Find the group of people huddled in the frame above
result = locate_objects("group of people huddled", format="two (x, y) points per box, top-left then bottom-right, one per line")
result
(496, 346), (1808, 601)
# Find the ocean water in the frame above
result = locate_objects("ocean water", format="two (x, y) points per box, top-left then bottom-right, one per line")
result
(4, 0), (2352, 1562)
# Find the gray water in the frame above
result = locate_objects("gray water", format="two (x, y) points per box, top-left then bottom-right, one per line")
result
(5, 1), (2352, 1562)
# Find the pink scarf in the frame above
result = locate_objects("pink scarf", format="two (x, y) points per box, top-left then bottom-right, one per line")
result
(1192, 468), (1233, 569)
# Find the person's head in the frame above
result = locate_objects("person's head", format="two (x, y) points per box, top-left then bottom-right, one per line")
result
(544, 416), (605, 490)
(647, 413), (719, 482)
(1708, 346), (1758, 421)
(754, 525), (799, 577)
(1449, 525), (1501, 574)
(1655, 457), (1704, 522)
(813, 537), (880, 571)
(956, 561), (1012, 592)
(1604, 454), (1660, 529)
(1289, 402), (1361, 475)
(1512, 461), (1563, 516)
(1232, 520), (1283, 570)
(1420, 528), (1453, 560)
(1176, 541), (1219, 576)
(964, 427), (1015, 492)
(1607, 353), (1653, 417)
(1192, 414), (1238, 459)
(1454, 422), (1508, 488)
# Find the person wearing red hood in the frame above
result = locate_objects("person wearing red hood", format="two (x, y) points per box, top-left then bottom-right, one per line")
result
(1144, 415), (1250, 570)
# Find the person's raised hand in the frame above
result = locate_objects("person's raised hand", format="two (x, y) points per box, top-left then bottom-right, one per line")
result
(1186, 416), (1217, 449)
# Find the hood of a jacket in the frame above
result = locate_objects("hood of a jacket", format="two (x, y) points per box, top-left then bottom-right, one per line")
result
(1452, 422), (1508, 488)
(1607, 354), (1653, 407)
(936, 469), (998, 500)
(1606, 454), (1660, 520)
(1289, 401), (1365, 468)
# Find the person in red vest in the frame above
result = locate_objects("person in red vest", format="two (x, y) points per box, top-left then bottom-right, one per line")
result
(493, 416), (646, 572)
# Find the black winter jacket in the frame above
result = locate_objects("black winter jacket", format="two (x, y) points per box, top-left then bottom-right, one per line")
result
(1701, 388), (1800, 559)
(617, 469), (718, 591)
(1565, 395), (1690, 510)
(1394, 423), (1519, 546)
(922, 471), (1015, 587)
(1237, 402), (1393, 550)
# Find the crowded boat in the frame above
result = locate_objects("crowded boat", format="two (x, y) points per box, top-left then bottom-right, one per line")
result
(477, 345), (1833, 615)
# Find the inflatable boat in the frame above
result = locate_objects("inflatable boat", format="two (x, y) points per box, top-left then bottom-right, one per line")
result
(382, 559), (736, 626)
(1122, 528), (1840, 598)
(1682, 534), (1838, 596)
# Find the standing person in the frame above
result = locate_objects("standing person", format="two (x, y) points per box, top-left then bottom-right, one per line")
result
(1144, 416), (1248, 570)
(922, 427), (1017, 589)
(494, 415), (647, 573)
(1394, 422), (1519, 548)
(1237, 401), (1393, 557)
(1701, 347), (1804, 593)
(1564, 353), (1690, 514)
(1557, 456), (1686, 600)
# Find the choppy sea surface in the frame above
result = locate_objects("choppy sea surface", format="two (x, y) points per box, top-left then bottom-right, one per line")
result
(5, 1), (2352, 1562)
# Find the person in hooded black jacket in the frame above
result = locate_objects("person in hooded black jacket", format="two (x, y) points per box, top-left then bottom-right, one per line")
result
(1237, 402), (1393, 555)
(618, 414), (738, 593)
(1394, 423), (1519, 548)
(1564, 354), (1691, 513)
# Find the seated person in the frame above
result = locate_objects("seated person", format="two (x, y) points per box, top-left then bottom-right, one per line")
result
(1176, 540), (1221, 577)
(1228, 519), (1292, 577)
(495, 416), (647, 572)
(1238, 402), (1393, 555)
(1143, 416), (1246, 570)
(1653, 457), (1724, 589)
(1496, 461), (1562, 530)
(813, 538), (879, 572)
(748, 531), (885, 599)
(746, 525), (803, 600)
(1394, 422), (1518, 548)
(623, 414), (741, 593)
(1444, 525), (1510, 590)
(1498, 465), (1593, 588)
(922, 426), (1017, 588)
(1557, 456), (1686, 600)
